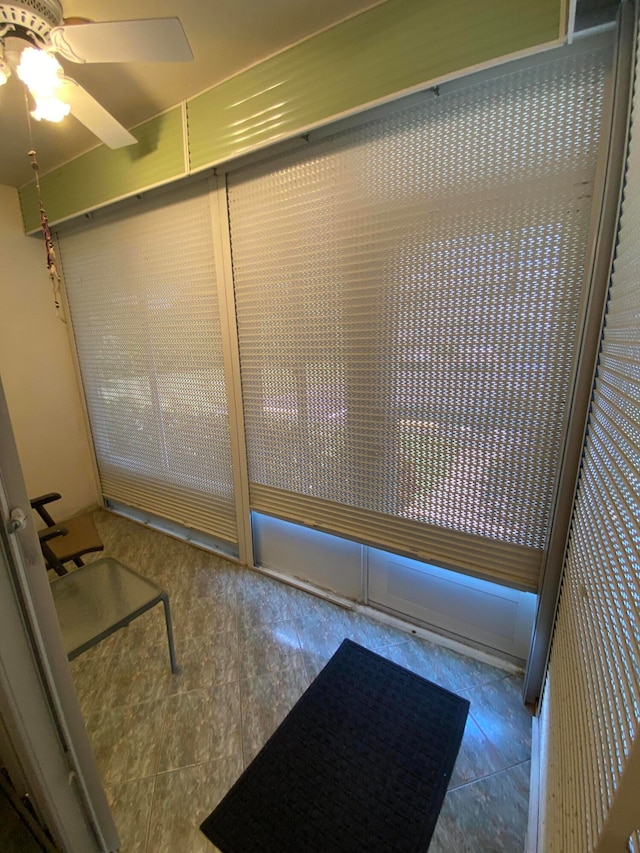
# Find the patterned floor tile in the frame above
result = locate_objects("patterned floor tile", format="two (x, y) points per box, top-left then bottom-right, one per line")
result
(171, 593), (237, 641)
(430, 768), (529, 853)
(90, 643), (174, 709)
(462, 675), (533, 767)
(449, 714), (508, 788)
(243, 749), (259, 769)
(236, 571), (294, 630)
(508, 760), (532, 801)
(287, 587), (351, 620)
(86, 699), (167, 785)
(76, 510), (532, 852)
(104, 776), (155, 853)
(240, 666), (311, 754)
(293, 606), (356, 679)
(69, 654), (112, 718)
(147, 755), (243, 853)
(158, 682), (242, 772)
(181, 561), (237, 601)
(237, 618), (305, 680)
(376, 638), (509, 693)
(169, 632), (238, 695)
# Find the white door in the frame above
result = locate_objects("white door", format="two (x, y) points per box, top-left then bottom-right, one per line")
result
(0, 377), (118, 851)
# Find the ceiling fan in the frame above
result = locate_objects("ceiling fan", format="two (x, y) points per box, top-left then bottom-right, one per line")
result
(0, 0), (193, 148)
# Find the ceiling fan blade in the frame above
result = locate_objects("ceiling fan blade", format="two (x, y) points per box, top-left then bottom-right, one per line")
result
(50, 18), (193, 64)
(60, 78), (137, 148)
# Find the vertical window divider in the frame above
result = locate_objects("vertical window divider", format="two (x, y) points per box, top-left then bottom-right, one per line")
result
(208, 173), (254, 566)
(54, 233), (104, 508)
(524, 3), (636, 705)
(360, 544), (369, 605)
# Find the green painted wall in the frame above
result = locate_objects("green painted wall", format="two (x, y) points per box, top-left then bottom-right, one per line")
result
(188, 0), (564, 171)
(20, 108), (185, 232)
(19, 0), (565, 231)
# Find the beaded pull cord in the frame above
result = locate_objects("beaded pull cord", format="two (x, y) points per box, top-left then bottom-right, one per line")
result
(23, 86), (65, 322)
(27, 147), (65, 322)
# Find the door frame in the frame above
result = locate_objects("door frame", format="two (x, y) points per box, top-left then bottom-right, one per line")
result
(0, 376), (118, 851)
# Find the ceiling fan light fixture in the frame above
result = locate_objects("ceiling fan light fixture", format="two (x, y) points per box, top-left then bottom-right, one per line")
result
(16, 45), (63, 97)
(3, 6), (191, 149)
(16, 45), (70, 123)
(30, 94), (70, 122)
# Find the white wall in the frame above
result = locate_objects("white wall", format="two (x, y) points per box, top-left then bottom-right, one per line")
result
(0, 185), (99, 520)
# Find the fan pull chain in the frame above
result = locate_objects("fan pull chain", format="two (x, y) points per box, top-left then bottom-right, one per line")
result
(24, 90), (66, 323)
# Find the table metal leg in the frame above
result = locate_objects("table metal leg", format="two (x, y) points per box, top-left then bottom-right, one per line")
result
(161, 593), (178, 674)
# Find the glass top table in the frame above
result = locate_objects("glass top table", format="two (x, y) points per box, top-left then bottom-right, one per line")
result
(50, 557), (177, 672)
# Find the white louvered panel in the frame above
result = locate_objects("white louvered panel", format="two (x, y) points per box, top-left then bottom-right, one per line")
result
(58, 181), (238, 544)
(251, 484), (540, 589)
(540, 25), (640, 852)
(99, 472), (237, 543)
(228, 45), (607, 588)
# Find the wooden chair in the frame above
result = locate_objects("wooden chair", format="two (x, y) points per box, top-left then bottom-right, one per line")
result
(31, 493), (104, 576)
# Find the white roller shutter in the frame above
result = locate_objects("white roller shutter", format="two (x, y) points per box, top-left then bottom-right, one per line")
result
(227, 41), (609, 591)
(58, 180), (237, 545)
(540, 16), (640, 851)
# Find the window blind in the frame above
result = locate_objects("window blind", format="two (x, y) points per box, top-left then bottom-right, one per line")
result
(540, 25), (640, 849)
(58, 180), (237, 544)
(227, 41), (609, 590)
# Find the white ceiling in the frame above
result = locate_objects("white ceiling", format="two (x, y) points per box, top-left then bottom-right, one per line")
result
(0, 0), (381, 188)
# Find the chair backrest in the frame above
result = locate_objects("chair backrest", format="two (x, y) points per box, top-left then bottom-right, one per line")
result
(30, 493), (104, 574)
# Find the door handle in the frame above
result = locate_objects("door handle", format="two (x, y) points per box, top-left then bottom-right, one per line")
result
(6, 508), (27, 534)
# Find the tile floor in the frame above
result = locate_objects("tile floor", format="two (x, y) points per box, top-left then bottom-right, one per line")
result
(69, 510), (533, 853)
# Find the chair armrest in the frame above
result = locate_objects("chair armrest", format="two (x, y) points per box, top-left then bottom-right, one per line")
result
(37, 527), (69, 577)
(38, 525), (68, 543)
(30, 493), (62, 508)
(31, 493), (62, 527)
